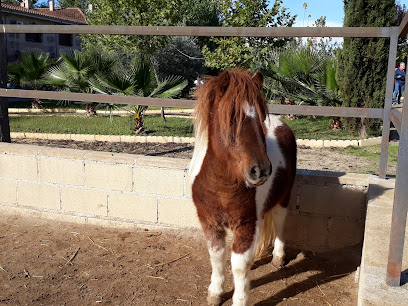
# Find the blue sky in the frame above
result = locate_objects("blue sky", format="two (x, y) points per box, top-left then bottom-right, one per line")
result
(283, 0), (408, 27)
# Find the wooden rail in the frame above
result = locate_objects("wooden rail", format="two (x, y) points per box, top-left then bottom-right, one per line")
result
(1, 24), (395, 38)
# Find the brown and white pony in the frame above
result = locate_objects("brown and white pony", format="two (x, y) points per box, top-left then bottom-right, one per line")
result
(189, 69), (297, 306)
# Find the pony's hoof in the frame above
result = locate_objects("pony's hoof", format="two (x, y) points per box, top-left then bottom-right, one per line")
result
(207, 293), (221, 306)
(271, 255), (284, 269)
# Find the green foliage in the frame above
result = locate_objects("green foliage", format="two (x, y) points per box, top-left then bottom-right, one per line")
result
(202, 0), (296, 70)
(8, 51), (55, 90)
(81, 0), (181, 54)
(44, 48), (117, 95)
(337, 0), (398, 137)
(154, 36), (205, 92)
(89, 53), (187, 133)
(259, 46), (341, 106)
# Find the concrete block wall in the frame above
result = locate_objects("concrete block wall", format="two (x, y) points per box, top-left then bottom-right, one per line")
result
(0, 143), (369, 251)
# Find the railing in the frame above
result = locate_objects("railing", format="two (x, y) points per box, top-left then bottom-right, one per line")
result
(0, 20), (407, 286)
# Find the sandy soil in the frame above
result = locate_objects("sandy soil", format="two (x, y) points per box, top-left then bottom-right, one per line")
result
(13, 138), (385, 174)
(0, 139), (364, 305)
(0, 213), (360, 305)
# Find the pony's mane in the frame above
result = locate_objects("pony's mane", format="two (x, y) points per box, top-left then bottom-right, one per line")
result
(194, 68), (268, 145)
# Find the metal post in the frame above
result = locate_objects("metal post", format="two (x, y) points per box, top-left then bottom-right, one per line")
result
(379, 28), (399, 178)
(0, 0), (11, 143)
(386, 74), (408, 286)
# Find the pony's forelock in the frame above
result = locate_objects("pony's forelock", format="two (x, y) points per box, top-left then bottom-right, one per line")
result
(194, 69), (267, 145)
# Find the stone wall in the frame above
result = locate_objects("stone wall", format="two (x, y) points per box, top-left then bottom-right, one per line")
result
(0, 143), (369, 251)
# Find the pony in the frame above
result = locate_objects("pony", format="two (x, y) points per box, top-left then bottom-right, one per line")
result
(189, 69), (297, 306)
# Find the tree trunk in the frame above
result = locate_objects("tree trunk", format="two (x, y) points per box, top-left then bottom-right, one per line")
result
(160, 107), (166, 122)
(132, 113), (145, 134)
(0, 0), (11, 143)
(86, 103), (97, 116)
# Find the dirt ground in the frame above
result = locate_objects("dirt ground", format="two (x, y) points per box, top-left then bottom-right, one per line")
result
(0, 213), (360, 305)
(13, 138), (389, 174)
(0, 139), (363, 305)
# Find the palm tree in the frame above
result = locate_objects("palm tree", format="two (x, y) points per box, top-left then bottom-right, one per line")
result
(8, 51), (55, 108)
(44, 49), (118, 115)
(261, 46), (341, 107)
(90, 54), (187, 134)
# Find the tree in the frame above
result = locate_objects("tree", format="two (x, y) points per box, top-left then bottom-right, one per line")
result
(7, 51), (55, 108)
(80, 0), (181, 54)
(260, 46), (341, 108)
(202, 0), (296, 70)
(44, 48), (118, 115)
(337, 0), (398, 138)
(90, 54), (187, 134)
(0, 0), (11, 143)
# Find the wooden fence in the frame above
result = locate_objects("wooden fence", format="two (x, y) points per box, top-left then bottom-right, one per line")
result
(0, 17), (407, 287)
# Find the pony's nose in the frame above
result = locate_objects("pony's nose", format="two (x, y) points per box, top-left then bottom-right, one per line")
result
(249, 163), (271, 182)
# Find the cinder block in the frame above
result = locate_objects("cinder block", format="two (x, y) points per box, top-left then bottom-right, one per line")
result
(284, 214), (328, 249)
(0, 179), (18, 204)
(10, 132), (25, 139)
(359, 137), (382, 147)
(61, 187), (107, 216)
(361, 227), (390, 269)
(85, 161), (133, 191)
(364, 205), (392, 232)
(39, 157), (84, 185)
(298, 171), (369, 186)
(108, 192), (157, 223)
(94, 135), (120, 142)
(86, 151), (136, 164)
(18, 181), (60, 210)
(134, 166), (185, 196)
(146, 136), (160, 143)
(308, 139), (324, 148)
(0, 154), (38, 181)
(0, 143), (39, 155)
(47, 133), (71, 140)
(136, 156), (189, 169)
(41, 147), (85, 160)
(368, 182), (395, 205)
(71, 134), (95, 141)
(158, 198), (199, 227)
(299, 184), (366, 218)
(327, 218), (365, 249)
(287, 183), (298, 210)
(120, 135), (136, 143)
(133, 135), (147, 143)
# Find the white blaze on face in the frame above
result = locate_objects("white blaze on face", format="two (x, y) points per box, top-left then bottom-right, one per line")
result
(244, 102), (256, 118)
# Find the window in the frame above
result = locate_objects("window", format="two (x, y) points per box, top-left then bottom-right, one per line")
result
(26, 33), (43, 43)
(59, 34), (73, 47)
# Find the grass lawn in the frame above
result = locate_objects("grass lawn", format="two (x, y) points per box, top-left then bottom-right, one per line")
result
(10, 115), (195, 137)
(337, 142), (399, 176)
(10, 115), (383, 139)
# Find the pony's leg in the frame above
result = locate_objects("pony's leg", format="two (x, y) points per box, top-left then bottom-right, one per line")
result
(271, 204), (288, 268)
(205, 229), (227, 306)
(231, 224), (258, 306)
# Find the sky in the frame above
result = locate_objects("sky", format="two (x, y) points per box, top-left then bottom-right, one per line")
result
(283, 0), (408, 27)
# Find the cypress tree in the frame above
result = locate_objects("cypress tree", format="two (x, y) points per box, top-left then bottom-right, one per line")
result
(337, 0), (398, 138)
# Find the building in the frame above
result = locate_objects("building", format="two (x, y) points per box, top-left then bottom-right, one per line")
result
(1, 0), (86, 61)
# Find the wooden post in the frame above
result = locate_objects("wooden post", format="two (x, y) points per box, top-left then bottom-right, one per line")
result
(0, 0), (11, 143)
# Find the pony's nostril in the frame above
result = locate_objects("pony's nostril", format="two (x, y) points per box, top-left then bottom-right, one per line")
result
(250, 166), (261, 180)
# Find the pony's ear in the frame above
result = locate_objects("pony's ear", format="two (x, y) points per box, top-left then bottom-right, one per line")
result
(252, 71), (264, 89)
(216, 70), (231, 95)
